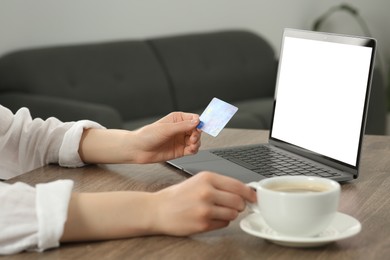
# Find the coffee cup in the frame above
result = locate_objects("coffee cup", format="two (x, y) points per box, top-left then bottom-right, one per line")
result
(247, 176), (340, 237)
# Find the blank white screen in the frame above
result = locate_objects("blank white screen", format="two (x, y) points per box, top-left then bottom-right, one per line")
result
(271, 37), (372, 166)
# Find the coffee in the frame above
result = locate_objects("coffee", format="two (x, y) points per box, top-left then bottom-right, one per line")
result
(266, 183), (329, 193)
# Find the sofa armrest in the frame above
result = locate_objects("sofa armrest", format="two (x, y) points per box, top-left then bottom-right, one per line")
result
(0, 93), (123, 129)
(365, 68), (386, 135)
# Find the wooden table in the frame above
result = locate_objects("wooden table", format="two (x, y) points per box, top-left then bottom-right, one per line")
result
(6, 129), (390, 259)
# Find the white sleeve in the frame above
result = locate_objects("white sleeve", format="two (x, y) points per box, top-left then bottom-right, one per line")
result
(0, 180), (73, 255)
(0, 105), (104, 179)
(59, 120), (105, 168)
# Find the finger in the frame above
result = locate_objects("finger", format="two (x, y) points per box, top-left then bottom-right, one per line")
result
(209, 205), (240, 221)
(182, 112), (200, 121)
(187, 131), (201, 145)
(209, 173), (257, 203)
(201, 220), (231, 232)
(183, 132), (201, 155)
(158, 112), (199, 126)
(173, 118), (200, 135)
(184, 142), (200, 155)
(171, 112), (199, 124)
(213, 190), (247, 212)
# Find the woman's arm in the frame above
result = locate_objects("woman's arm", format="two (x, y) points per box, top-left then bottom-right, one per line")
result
(61, 172), (256, 241)
(78, 112), (201, 165)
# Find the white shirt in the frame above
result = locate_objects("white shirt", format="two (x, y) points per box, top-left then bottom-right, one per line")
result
(0, 105), (103, 255)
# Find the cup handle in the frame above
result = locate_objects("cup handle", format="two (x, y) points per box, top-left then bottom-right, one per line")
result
(246, 182), (260, 213)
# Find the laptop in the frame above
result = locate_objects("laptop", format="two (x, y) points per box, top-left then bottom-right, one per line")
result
(167, 28), (377, 183)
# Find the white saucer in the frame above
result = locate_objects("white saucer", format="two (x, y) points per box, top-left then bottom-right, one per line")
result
(240, 212), (361, 248)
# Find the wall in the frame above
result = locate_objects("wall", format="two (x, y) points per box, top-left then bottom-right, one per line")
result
(0, 0), (389, 79)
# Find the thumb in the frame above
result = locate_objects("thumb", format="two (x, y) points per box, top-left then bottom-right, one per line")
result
(168, 117), (200, 134)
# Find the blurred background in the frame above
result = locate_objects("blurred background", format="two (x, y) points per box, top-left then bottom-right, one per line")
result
(1, 0), (389, 132)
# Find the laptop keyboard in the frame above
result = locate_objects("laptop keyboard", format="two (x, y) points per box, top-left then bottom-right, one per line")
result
(211, 145), (341, 178)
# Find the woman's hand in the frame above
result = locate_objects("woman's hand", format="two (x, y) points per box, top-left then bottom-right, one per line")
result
(131, 112), (201, 163)
(78, 112), (201, 164)
(149, 172), (257, 236)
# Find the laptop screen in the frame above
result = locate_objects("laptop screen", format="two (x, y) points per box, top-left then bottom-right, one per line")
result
(270, 29), (376, 167)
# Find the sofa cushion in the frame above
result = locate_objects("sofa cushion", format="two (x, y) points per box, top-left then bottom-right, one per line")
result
(149, 30), (278, 112)
(122, 116), (164, 130)
(0, 92), (123, 128)
(0, 41), (175, 121)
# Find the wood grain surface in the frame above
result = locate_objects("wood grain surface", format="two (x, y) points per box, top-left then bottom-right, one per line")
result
(5, 129), (390, 259)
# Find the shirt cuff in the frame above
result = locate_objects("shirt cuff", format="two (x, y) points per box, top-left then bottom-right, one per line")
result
(59, 120), (104, 168)
(35, 180), (74, 252)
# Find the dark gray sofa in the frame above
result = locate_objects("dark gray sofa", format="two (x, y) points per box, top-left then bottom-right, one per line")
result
(0, 30), (386, 134)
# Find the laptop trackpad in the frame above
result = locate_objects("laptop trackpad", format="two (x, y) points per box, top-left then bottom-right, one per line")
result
(171, 159), (265, 183)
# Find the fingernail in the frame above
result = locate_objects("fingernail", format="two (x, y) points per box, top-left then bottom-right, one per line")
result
(196, 120), (204, 128)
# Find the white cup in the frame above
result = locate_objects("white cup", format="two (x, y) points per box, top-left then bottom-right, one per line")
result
(247, 176), (340, 237)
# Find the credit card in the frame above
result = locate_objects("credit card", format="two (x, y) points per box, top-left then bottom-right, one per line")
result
(197, 97), (238, 137)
